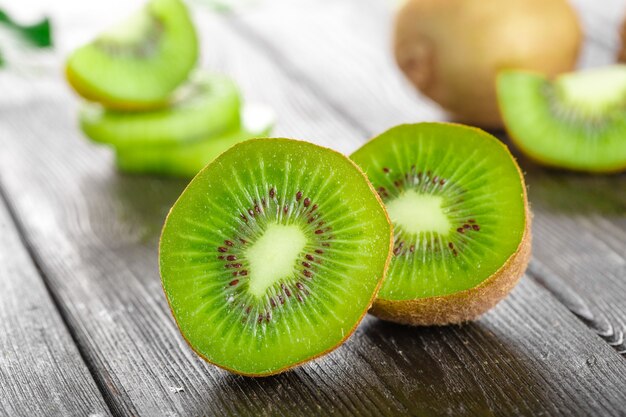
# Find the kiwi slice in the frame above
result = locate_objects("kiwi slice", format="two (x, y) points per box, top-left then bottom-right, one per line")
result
(115, 105), (274, 177)
(66, 0), (198, 109)
(351, 123), (530, 325)
(80, 72), (240, 148)
(497, 66), (626, 173)
(159, 139), (392, 376)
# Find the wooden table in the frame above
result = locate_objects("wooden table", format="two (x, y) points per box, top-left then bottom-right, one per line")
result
(1, 0), (625, 415)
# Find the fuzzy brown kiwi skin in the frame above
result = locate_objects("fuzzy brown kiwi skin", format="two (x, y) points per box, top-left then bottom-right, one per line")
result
(368, 125), (531, 326)
(159, 138), (394, 377)
(496, 70), (626, 174)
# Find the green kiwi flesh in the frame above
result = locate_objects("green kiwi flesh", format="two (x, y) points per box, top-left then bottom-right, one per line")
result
(80, 72), (240, 147)
(66, 0), (198, 109)
(351, 123), (529, 325)
(497, 66), (626, 173)
(159, 139), (392, 376)
(115, 105), (274, 177)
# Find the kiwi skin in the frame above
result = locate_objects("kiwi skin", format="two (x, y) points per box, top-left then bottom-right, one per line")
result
(367, 123), (531, 326)
(394, 0), (581, 128)
(159, 138), (394, 377)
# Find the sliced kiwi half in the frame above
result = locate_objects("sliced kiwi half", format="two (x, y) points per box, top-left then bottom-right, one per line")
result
(80, 72), (240, 148)
(66, 0), (198, 109)
(497, 66), (626, 173)
(351, 123), (530, 325)
(115, 104), (274, 177)
(159, 139), (392, 376)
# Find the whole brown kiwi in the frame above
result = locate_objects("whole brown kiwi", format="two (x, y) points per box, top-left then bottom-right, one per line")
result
(394, 0), (582, 129)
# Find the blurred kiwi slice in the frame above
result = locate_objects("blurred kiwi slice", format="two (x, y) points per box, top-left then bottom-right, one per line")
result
(115, 104), (275, 177)
(66, 0), (198, 109)
(80, 72), (240, 147)
(498, 66), (626, 173)
(159, 139), (392, 375)
(351, 123), (530, 325)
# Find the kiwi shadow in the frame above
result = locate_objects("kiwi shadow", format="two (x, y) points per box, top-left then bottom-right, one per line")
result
(487, 130), (626, 216)
(201, 315), (548, 416)
(80, 172), (189, 248)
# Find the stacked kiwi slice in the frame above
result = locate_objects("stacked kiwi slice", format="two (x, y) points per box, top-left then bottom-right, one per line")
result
(497, 66), (626, 173)
(66, 0), (198, 110)
(66, 0), (272, 177)
(160, 123), (530, 375)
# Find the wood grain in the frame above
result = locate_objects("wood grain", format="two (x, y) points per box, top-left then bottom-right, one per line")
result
(0, 194), (111, 416)
(228, 0), (626, 355)
(0, 1), (625, 415)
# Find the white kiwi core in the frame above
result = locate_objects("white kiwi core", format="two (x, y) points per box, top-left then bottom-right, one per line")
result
(386, 190), (451, 235)
(555, 66), (626, 116)
(99, 10), (154, 45)
(245, 224), (307, 298)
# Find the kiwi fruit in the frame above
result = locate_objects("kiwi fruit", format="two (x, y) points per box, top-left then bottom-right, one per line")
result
(80, 72), (240, 148)
(394, 0), (581, 128)
(66, 0), (198, 110)
(351, 123), (530, 325)
(497, 66), (626, 173)
(115, 104), (275, 177)
(159, 139), (392, 376)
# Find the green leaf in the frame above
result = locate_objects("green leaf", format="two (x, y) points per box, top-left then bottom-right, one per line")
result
(0, 9), (53, 48)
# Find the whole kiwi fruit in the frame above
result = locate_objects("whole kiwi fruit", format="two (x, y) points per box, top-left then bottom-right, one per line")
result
(394, 0), (582, 128)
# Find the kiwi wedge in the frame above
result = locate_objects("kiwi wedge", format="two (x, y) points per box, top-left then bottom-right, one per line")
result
(115, 105), (274, 177)
(351, 123), (530, 325)
(66, 0), (198, 109)
(80, 72), (240, 148)
(159, 139), (392, 376)
(497, 66), (626, 173)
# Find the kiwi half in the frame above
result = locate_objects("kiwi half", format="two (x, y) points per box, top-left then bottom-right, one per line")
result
(159, 139), (392, 376)
(351, 123), (530, 325)
(80, 72), (240, 147)
(115, 105), (274, 177)
(497, 67), (626, 173)
(66, 0), (198, 109)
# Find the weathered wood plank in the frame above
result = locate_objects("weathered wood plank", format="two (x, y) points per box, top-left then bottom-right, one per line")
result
(229, 0), (626, 355)
(0, 3), (625, 416)
(0, 194), (111, 416)
(523, 166), (626, 353)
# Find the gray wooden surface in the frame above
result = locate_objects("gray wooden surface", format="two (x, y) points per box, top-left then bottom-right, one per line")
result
(0, 0), (625, 416)
(0, 193), (110, 416)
